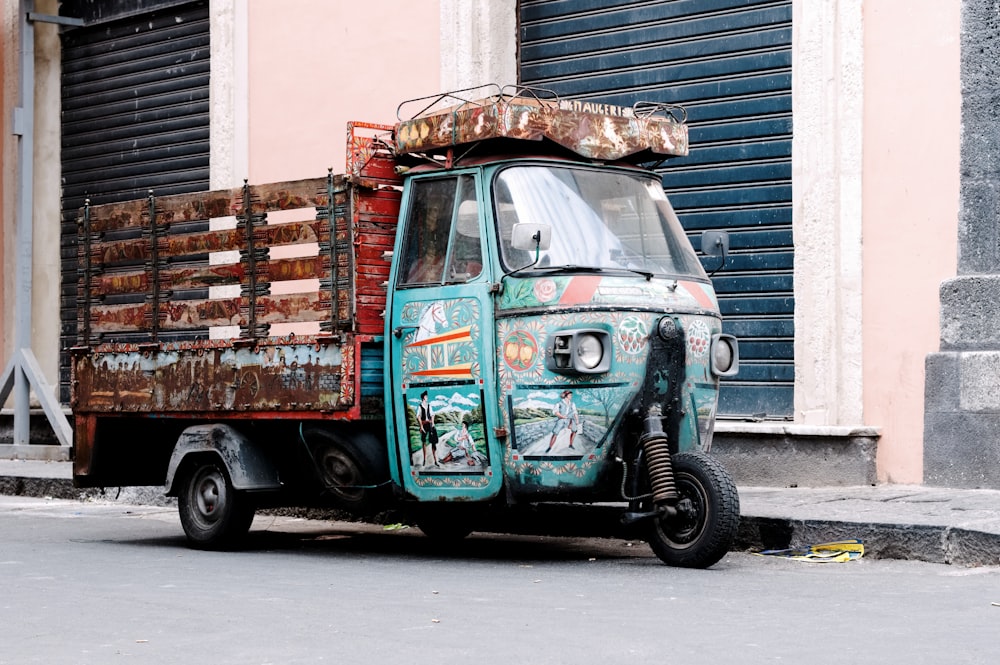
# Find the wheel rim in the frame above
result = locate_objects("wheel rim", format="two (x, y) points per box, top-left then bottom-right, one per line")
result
(656, 471), (708, 549)
(189, 466), (228, 528)
(320, 447), (363, 502)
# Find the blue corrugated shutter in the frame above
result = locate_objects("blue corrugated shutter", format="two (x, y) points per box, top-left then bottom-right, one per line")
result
(519, 0), (793, 419)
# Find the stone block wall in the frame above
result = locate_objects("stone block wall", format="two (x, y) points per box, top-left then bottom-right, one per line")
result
(923, 0), (1000, 488)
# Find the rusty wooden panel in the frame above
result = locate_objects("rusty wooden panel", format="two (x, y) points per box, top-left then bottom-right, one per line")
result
(158, 228), (245, 258)
(84, 178), (331, 235)
(163, 264), (245, 290)
(255, 292), (329, 324)
(263, 220), (326, 247)
(90, 299), (246, 335)
(96, 221), (327, 270)
(94, 237), (152, 268)
(79, 174), (400, 345)
(82, 198), (150, 234)
(160, 298), (244, 330)
(249, 177), (330, 214)
(346, 121), (399, 182)
(90, 302), (154, 333)
(90, 230), (244, 273)
(357, 155), (398, 181)
(85, 188), (241, 233)
(264, 256), (326, 283)
(90, 270), (150, 297)
(355, 190), (402, 217)
(355, 242), (391, 262)
(155, 189), (242, 224)
(72, 340), (354, 413)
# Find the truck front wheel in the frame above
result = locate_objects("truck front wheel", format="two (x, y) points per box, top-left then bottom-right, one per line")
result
(177, 457), (255, 550)
(646, 451), (740, 569)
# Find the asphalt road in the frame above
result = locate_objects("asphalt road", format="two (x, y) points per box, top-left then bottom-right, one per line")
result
(1, 496), (998, 665)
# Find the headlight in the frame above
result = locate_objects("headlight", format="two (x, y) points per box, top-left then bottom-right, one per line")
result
(576, 333), (604, 369)
(710, 334), (739, 377)
(546, 329), (612, 375)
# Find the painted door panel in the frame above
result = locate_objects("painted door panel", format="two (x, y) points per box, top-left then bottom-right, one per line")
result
(387, 174), (502, 501)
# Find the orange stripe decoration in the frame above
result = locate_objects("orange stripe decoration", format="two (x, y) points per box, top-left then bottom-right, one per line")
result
(678, 280), (715, 310)
(558, 276), (602, 306)
(405, 325), (473, 348)
(411, 363), (474, 378)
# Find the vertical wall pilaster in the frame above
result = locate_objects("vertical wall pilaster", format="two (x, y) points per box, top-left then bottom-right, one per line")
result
(923, 0), (1000, 488)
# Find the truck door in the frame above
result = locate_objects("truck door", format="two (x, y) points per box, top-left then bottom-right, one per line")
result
(387, 173), (502, 501)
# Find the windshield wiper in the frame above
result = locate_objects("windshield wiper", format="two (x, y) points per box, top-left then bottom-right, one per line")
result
(618, 266), (654, 280)
(538, 265), (658, 281)
(528, 265), (603, 274)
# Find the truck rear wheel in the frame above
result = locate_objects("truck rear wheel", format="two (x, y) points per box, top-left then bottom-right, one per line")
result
(646, 451), (740, 569)
(177, 458), (255, 550)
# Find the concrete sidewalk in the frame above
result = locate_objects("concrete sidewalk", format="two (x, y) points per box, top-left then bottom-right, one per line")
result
(2, 459), (999, 566)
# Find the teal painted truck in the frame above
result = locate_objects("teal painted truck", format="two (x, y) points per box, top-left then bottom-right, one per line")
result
(71, 85), (740, 568)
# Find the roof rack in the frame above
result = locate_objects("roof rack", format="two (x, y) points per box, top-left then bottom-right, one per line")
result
(394, 84), (688, 163)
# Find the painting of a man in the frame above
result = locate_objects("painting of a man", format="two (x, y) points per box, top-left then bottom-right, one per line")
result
(417, 391), (439, 467)
(545, 390), (579, 453)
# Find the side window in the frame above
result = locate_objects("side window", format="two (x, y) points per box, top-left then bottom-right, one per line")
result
(398, 175), (482, 286)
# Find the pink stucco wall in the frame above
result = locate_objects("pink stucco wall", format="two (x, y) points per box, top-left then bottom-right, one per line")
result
(862, 1), (960, 483)
(248, 1), (441, 183)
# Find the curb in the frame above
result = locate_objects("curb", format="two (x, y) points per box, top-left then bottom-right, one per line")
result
(736, 516), (1000, 567)
(4, 474), (1000, 567)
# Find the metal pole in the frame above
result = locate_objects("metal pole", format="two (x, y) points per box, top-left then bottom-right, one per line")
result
(12, 0), (35, 446)
(0, 0), (74, 449)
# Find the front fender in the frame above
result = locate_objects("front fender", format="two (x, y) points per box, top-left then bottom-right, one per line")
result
(164, 424), (282, 495)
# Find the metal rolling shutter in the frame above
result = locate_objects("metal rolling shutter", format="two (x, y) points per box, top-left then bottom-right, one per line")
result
(58, 0), (210, 401)
(519, 0), (793, 419)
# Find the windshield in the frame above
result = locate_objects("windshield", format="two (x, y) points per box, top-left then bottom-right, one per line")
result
(493, 165), (706, 279)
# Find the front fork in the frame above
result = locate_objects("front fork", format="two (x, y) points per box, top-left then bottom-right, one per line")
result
(622, 315), (688, 525)
(623, 406), (682, 523)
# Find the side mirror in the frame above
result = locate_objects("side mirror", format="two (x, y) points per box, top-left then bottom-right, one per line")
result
(701, 230), (729, 258)
(511, 222), (551, 251)
(700, 230), (729, 276)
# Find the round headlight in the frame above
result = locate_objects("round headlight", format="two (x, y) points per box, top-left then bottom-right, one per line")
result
(576, 333), (604, 370)
(712, 337), (734, 374)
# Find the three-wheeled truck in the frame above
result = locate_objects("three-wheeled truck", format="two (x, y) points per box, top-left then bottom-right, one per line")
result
(71, 85), (741, 568)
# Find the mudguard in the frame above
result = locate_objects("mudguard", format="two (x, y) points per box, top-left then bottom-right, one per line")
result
(164, 424), (282, 495)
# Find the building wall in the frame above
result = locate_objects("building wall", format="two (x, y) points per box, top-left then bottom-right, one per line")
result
(792, 0), (865, 432)
(0, 0), (968, 484)
(31, 0), (61, 397)
(0, 0), (62, 404)
(923, 0), (1000, 488)
(242, 0), (441, 185)
(863, 0), (960, 483)
(1, 1), (16, 375)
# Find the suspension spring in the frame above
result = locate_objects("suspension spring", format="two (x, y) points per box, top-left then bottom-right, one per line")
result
(641, 431), (678, 505)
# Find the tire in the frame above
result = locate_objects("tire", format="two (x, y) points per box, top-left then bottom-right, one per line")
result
(415, 507), (476, 541)
(306, 428), (388, 514)
(177, 457), (255, 550)
(646, 451), (740, 569)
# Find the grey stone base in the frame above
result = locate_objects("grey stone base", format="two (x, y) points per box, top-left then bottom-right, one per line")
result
(0, 410), (70, 460)
(924, 351), (1000, 488)
(711, 423), (879, 487)
(0, 409), (66, 443)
